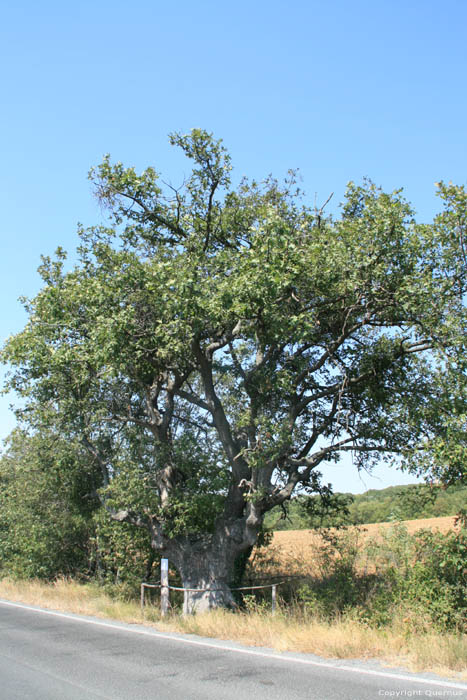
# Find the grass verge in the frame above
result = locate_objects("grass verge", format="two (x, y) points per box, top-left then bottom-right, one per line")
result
(0, 577), (465, 681)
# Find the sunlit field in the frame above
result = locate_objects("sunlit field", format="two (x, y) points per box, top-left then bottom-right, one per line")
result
(1, 516), (465, 681)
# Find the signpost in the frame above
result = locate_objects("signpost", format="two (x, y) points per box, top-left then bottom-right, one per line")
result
(161, 558), (169, 617)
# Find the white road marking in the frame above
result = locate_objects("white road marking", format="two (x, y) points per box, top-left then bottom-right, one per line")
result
(1, 599), (466, 691)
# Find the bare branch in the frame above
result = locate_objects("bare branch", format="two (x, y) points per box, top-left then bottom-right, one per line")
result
(110, 188), (188, 241)
(177, 389), (212, 413)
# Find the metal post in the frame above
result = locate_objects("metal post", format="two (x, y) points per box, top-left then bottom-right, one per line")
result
(140, 583), (145, 611)
(161, 558), (169, 617)
(272, 584), (277, 615)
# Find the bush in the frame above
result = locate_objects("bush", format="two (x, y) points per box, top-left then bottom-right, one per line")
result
(292, 520), (466, 632)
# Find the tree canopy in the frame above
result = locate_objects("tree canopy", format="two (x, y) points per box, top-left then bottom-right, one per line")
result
(2, 129), (466, 609)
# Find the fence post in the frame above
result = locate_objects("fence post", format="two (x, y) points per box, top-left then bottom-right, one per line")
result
(140, 583), (145, 611)
(271, 584), (277, 615)
(161, 558), (169, 617)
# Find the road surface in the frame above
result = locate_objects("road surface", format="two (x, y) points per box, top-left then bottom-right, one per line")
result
(0, 599), (466, 700)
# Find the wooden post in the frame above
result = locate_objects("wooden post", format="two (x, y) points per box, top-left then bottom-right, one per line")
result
(161, 558), (169, 617)
(272, 584), (277, 615)
(140, 583), (145, 611)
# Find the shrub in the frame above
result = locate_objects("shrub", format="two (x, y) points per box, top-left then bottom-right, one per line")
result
(292, 520), (466, 632)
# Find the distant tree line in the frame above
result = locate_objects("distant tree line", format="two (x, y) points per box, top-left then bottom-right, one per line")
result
(265, 483), (467, 530)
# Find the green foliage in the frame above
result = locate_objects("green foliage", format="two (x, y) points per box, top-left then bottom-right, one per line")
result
(1, 129), (467, 592)
(296, 528), (368, 617)
(298, 489), (354, 529)
(0, 429), (157, 586)
(91, 510), (157, 594)
(295, 522), (467, 632)
(0, 430), (98, 579)
(349, 483), (467, 524)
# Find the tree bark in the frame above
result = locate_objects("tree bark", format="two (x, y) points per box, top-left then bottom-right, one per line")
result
(163, 513), (261, 613)
(171, 539), (237, 613)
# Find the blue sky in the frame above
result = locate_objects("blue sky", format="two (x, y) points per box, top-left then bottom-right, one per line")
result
(1, 0), (466, 492)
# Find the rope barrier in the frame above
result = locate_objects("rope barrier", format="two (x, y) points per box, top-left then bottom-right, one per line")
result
(141, 581), (284, 593)
(140, 580), (283, 614)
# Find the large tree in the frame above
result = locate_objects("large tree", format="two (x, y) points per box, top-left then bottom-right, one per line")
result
(3, 130), (466, 610)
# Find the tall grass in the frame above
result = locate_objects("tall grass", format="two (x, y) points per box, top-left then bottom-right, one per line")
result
(0, 520), (465, 679)
(0, 576), (465, 679)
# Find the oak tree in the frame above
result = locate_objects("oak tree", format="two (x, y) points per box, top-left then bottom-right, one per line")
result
(3, 131), (466, 610)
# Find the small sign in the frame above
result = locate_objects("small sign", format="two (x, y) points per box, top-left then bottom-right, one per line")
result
(161, 558), (169, 572)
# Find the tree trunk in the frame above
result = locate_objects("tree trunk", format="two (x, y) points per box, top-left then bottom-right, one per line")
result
(163, 512), (263, 614)
(150, 506), (263, 614)
(175, 539), (238, 614)
(181, 576), (235, 614)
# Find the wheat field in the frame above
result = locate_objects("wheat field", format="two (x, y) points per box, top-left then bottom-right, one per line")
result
(250, 516), (459, 578)
(272, 515), (456, 554)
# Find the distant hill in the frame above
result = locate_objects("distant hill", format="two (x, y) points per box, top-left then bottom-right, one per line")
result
(264, 483), (467, 531)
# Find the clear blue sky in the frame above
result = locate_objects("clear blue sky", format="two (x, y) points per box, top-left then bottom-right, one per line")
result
(1, 0), (466, 492)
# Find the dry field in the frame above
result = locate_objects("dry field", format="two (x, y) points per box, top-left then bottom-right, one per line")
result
(0, 516), (465, 679)
(250, 516), (458, 578)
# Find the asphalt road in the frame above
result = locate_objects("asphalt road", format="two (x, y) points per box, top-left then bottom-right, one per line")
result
(0, 599), (466, 700)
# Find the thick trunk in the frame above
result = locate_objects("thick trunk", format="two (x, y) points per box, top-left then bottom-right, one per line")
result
(175, 539), (237, 614)
(148, 499), (264, 613)
(181, 575), (235, 614)
(166, 510), (262, 613)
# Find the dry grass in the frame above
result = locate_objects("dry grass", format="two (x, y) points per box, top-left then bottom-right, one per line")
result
(177, 610), (467, 678)
(0, 577), (145, 624)
(0, 576), (465, 680)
